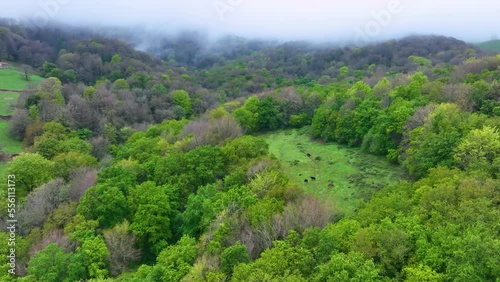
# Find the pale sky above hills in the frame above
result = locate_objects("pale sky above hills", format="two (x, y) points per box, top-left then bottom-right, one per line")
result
(2, 0), (499, 43)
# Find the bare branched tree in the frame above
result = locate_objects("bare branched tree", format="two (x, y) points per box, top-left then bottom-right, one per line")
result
(104, 221), (141, 277)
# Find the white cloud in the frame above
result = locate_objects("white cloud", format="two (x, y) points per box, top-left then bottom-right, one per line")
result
(2, 0), (499, 42)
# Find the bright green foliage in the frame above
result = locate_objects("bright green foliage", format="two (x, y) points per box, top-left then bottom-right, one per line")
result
(53, 152), (98, 180)
(6, 153), (54, 195)
(232, 95), (283, 132)
(145, 119), (188, 138)
(470, 80), (491, 111)
(96, 163), (138, 195)
(113, 78), (129, 90)
(37, 77), (65, 104)
(111, 54), (122, 64)
(154, 145), (226, 198)
(181, 184), (220, 237)
(65, 214), (99, 242)
(221, 242), (251, 277)
(454, 126), (500, 175)
(316, 220), (362, 259)
(257, 96), (283, 131)
(354, 182), (414, 225)
(32, 122), (71, 159)
(182, 184), (258, 237)
(27, 243), (86, 282)
(403, 264), (444, 282)
(248, 170), (289, 199)
(409, 167), (500, 280)
(232, 235), (316, 281)
(408, 56), (432, 67)
(128, 181), (173, 255)
(373, 77), (392, 98)
(131, 72), (152, 89)
(116, 132), (161, 163)
(314, 252), (381, 282)
(233, 107), (258, 133)
(78, 236), (110, 278)
(40, 121), (69, 138)
(311, 106), (333, 140)
(340, 66), (349, 78)
(364, 97), (418, 159)
(152, 83), (167, 94)
(77, 184), (129, 228)
(222, 135), (268, 164)
(171, 90), (192, 117)
(83, 86), (96, 98)
(33, 136), (61, 159)
(245, 197), (284, 226)
(404, 104), (483, 178)
(391, 72), (427, 101)
(156, 235), (198, 282)
(289, 112), (310, 127)
(6, 32), (500, 282)
(233, 96), (260, 133)
(58, 137), (92, 154)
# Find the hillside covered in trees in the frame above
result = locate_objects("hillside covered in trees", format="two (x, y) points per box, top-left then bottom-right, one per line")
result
(1, 20), (499, 281)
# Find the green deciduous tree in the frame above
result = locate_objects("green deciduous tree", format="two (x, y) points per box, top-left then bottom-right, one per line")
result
(221, 242), (251, 277)
(128, 181), (173, 255)
(454, 126), (500, 175)
(53, 152), (98, 180)
(6, 153), (54, 195)
(27, 243), (86, 282)
(171, 90), (192, 117)
(314, 252), (381, 282)
(403, 103), (483, 178)
(156, 235), (198, 282)
(78, 236), (110, 279)
(232, 236), (316, 281)
(77, 184), (129, 228)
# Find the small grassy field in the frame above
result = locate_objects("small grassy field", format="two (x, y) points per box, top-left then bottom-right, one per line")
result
(0, 67), (43, 90)
(0, 92), (19, 115)
(0, 121), (22, 153)
(0, 66), (41, 156)
(0, 66), (42, 115)
(261, 129), (406, 216)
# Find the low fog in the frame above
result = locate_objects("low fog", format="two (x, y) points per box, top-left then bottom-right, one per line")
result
(2, 0), (499, 44)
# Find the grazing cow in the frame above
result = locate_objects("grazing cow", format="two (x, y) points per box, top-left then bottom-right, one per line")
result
(304, 179), (309, 183)
(306, 153), (311, 158)
(310, 176), (316, 181)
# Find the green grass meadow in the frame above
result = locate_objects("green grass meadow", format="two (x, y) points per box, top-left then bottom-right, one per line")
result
(0, 67), (42, 116)
(0, 66), (39, 156)
(0, 67), (43, 90)
(0, 121), (22, 153)
(0, 92), (19, 115)
(261, 129), (406, 216)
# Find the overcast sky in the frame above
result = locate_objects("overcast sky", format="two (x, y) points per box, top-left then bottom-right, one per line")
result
(2, 0), (499, 43)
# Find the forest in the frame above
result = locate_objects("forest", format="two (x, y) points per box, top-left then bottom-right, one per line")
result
(0, 20), (499, 281)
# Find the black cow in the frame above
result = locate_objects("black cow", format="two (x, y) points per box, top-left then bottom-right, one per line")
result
(310, 176), (316, 181)
(306, 153), (311, 158)
(304, 179), (309, 183)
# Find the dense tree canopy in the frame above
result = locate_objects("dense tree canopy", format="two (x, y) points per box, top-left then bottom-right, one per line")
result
(1, 20), (500, 282)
